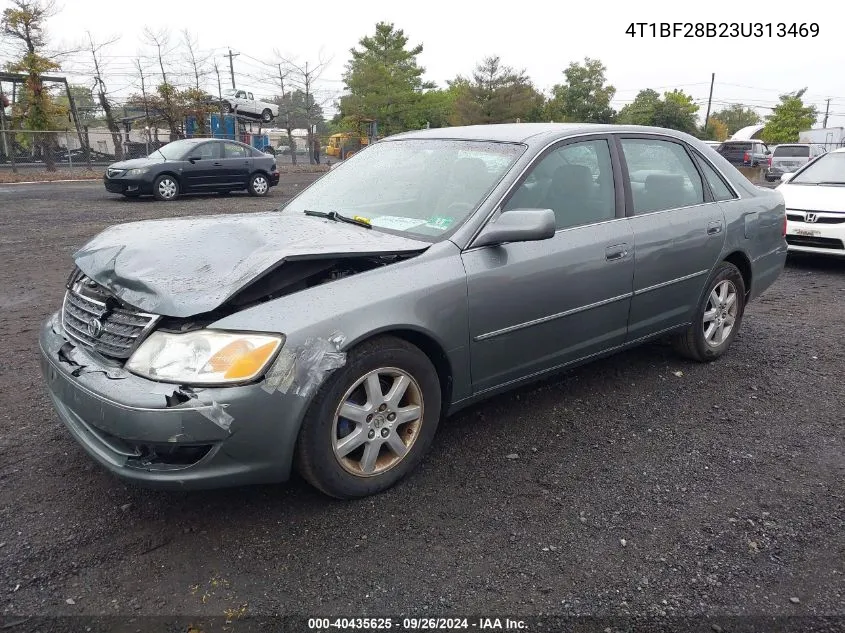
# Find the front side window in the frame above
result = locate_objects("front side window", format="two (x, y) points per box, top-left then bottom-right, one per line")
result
(281, 139), (525, 241)
(503, 139), (616, 229)
(192, 143), (218, 160)
(621, 138), (705, 214)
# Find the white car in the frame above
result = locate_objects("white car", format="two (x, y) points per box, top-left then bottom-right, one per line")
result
(777, 147), (845, 257)
(221, 89), (278, 122)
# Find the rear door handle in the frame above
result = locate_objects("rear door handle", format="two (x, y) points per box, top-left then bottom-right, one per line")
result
(707, 220), (723, 235)
(212, 162), (223, 166)
(605, 243), (629, 261)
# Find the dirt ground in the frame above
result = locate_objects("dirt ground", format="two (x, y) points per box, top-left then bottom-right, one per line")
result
(0, 178), (843, 624)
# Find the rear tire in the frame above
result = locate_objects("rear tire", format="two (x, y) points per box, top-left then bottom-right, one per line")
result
(248, 172), (269, 197)
(152, 175), (179, 201)
(261, 109), (273, 122)
(295, 336), (442, 499)
(673, 261), (746, 362)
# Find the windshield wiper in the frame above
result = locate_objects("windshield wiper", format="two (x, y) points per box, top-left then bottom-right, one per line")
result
(303, 209), (372, 229)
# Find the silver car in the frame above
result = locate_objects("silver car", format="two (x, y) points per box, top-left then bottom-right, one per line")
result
(39, 124), (788, 498)
(765, 143), (826, 182)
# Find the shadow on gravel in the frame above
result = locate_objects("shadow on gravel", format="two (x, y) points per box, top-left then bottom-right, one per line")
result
(785, 253), (845, 273)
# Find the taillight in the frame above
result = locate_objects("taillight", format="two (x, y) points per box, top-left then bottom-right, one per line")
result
(767, 156), (772, 167)
(743, 151), (750, 163)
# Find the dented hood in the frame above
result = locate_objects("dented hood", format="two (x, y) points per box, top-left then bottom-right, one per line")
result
(73, 211), (430, 317)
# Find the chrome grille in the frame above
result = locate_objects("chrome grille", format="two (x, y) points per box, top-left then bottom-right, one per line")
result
(61, 272), (159, 359)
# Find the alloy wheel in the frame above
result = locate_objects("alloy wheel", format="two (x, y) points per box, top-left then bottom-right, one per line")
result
(332, 367), (423, 477)
(703, 280), (738, 346)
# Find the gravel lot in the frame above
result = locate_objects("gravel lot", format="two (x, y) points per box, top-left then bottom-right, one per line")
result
(1, 179), (843, 623)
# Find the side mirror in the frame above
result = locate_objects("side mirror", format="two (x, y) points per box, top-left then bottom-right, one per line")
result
(188, 156), (201, 163)
(780, 172), (794, 183)
(473, 209), (556, 248)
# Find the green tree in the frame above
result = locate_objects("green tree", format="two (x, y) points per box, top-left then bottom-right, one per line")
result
(340, 22), (435, 135)
(448, 55), (544, 126)
(544, 57), (616, 123)
(760, 88), (817, 144)
(2, 0), (65, 170)
(710, 104), (761, 135)
(616, 89), (661, 125)
(617, 89), (699, 134)
(701, 117), (729, 141)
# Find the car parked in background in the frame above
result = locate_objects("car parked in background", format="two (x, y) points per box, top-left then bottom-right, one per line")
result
(702, 140), (722, 149)
(103, 138), (280, 201)
(765, 143), (826, 181)
(221, 89), (278, 122)
(43, 124), (787, 499)
(717, 139), (771, 167)
(778, 147), (845, 257)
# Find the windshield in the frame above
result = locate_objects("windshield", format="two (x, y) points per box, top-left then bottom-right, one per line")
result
(281, 139), (525, 240)
(150, 140), (193, 160)
(222, 89), (237, 97)
(790, 151), (845, 184)
(719, 142), (751, 152)
(774, 145), (810, 157)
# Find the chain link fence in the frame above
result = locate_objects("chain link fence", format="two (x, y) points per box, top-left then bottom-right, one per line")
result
(0, 127), (341, 176)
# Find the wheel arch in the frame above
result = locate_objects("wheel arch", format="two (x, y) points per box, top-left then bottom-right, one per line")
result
(344, 326), (454, 417)
(722, 250), (753, 296)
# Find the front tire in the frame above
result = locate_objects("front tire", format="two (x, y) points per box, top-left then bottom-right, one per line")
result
(261, 109), (273, 122)
(152, 175), (179, 201)
(295, 336), (442, 499)
(248, 172), (269, 196)
(673, 261), (746, 362)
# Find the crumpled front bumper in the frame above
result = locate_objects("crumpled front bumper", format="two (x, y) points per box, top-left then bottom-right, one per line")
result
(38, 313), (310, 490)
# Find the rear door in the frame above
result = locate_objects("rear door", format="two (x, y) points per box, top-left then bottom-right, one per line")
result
(462, 135), (635, 393)
(219, 141), (253, 187)
(617, 135), (726, 343)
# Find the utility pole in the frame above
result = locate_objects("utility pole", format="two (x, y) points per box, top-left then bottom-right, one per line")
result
(213, 61), (226, 139)
(225, 49), (239, 89)
(823, 98), (831, 128)
(704, 72), (715, 137)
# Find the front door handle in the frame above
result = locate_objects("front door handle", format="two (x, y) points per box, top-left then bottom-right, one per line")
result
(212, 162), (223, 166)
(605, 243), (629, 261)
(707, 220), (723, 235)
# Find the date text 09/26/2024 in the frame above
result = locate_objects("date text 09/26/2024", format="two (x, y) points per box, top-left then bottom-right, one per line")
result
(625, 22), (819, 38)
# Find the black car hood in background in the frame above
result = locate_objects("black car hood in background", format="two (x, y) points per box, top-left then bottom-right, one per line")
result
(73, 212), (431, 317)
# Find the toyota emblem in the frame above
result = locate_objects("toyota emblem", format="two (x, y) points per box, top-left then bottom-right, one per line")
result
(87, 317), (104, 338)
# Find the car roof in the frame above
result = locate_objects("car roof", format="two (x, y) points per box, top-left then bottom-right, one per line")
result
(386, 123), (703, 147)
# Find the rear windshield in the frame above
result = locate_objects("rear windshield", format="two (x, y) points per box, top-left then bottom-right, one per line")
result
(719, 142), (751, 151)
(774, 145), (810, 157)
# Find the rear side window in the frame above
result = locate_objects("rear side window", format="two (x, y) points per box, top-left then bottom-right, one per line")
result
(223, 142), (250, 158)
(695, 155), (737, 201)
(620, 138), (705, 214)
(774, 145), (810, 157)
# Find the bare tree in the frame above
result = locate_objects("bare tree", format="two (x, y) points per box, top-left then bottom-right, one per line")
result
(182, 30), (209, 91)
(142, 26), (180, 140)
(276, 51), (332, 164)
(85, 31), (123, 159)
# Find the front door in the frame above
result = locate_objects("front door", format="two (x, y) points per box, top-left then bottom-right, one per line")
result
(617, 135), (726, 343)
(462, 136), (635, 394)
(180, 141), (221, 191)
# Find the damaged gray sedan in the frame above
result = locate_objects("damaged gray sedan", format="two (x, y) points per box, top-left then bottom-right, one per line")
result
(39, 123), (787, 498)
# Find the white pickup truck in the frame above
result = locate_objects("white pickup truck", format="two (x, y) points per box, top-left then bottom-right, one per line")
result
(221, 89), (278, 122)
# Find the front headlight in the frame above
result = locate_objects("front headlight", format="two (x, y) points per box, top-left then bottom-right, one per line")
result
(126, 330), (284, 385)
(126, 167), (149, 177)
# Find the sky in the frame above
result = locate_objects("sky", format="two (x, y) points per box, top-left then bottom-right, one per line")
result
(3, 0), (843, 128)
